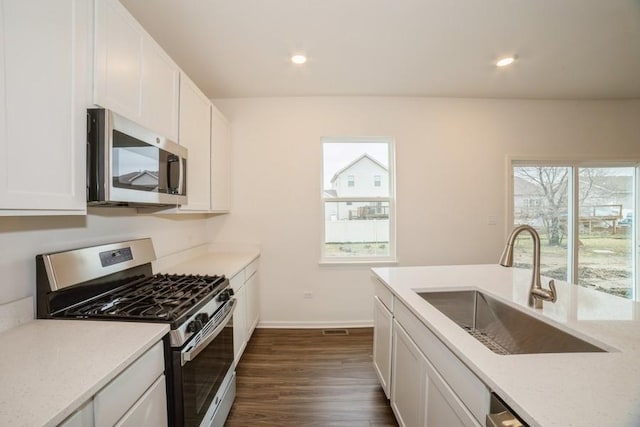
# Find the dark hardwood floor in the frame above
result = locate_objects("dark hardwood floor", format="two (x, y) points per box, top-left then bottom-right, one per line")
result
(225, 328), (398, 427)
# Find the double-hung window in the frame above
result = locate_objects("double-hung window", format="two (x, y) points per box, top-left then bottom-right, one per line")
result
(321, 137), (395, 262)
(510, 160), (639, 300)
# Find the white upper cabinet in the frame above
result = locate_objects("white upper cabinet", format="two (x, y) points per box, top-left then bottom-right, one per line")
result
(178, 75), (211, 211)
(94, 0), (179, 141)
(0, 0), (89, 214)
(210, 105), (231, 212)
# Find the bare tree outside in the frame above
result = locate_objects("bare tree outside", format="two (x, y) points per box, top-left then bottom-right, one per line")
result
(513, 165), (636, 299)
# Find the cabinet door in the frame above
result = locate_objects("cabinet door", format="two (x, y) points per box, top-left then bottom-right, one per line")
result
(0, 0), (88, 213)
(373, 296), (393, 399)
(140, 41), (179, 141)
(425, 357), (480, 427)
(94, 0), (179, 141)
(59, 399), (94, 427)
(245, 271), (259, 338)
(210, 105), (231, 212)
(179, 75), (211, 211)
(114, 375), (167, 427)
(391, 320), (427, 427)
(233, 282), (247, 365)
(94, 0), (143, 121)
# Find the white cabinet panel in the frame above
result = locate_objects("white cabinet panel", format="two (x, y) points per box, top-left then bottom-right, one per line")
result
(391, 320), (427, 427)
(93, 0), (142, 120)
(59, 399), (94, 427)
(373, 296), (393, 399)
(94, 341), (164, 427)
(94, 0), (179, 141)
(114, 375), (168, 427)
(232, 282), (247, 365)
(140, 43), (179, 141)
(210, 105), (231, 212)
(0, 0), (88, 213)
(179, 75), (211, 211)
(245, 269), (259, 336)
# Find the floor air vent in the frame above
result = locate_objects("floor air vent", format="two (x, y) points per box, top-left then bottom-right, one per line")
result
(322, 329), (349, 336)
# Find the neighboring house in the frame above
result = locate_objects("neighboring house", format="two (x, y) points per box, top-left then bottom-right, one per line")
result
(325, 154), (389, 221)
(114, 170), (159, 191)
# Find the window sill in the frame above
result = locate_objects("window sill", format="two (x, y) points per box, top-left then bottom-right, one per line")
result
(318, 259), (399, 267)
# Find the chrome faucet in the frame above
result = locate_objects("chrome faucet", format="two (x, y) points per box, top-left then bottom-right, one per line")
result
(499, 225), (557, 309)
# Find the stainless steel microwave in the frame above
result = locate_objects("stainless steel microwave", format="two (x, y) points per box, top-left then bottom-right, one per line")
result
(87, 108), (188, 206)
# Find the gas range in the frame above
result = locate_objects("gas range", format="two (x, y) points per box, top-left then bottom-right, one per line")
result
(36, 238), (231, 347)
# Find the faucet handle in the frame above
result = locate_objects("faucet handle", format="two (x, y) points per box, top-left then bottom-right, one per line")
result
(548, 279), (557, 302)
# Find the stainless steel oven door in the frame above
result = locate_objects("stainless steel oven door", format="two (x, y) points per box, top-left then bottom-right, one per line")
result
(176, 299), (235, 427)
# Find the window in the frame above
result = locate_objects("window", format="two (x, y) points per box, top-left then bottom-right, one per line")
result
(511, 161), (639, 300)
(321, 137), (395, 262)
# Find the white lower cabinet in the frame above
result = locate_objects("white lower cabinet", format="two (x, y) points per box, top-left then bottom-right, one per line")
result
(58, 340), (167, 427)
(373, 296), (393, 398)
(375, 283), (488, 427)
(231, 258), (260, 365)
(59, 400), (94, 427)
(245, 269), (259, 336)
(231, 274), (248, 365)
(391, 320), (427, 427)
(391, 321), (480, 427)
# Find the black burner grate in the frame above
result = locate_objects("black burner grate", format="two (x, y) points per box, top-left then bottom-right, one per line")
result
(64, 273), (226, 322)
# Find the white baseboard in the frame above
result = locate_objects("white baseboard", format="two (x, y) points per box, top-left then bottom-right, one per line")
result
(257, 320), (373, 329)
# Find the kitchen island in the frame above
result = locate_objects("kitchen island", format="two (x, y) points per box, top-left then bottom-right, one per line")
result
(372, 264), (640, 427)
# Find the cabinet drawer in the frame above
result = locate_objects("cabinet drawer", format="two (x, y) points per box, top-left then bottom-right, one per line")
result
(395, 301), (489, 424)
(374, 279), (393, 312)
(245, 258), (258, 280)
(114, 375), (167, 427)
(94, 341), (164, 427)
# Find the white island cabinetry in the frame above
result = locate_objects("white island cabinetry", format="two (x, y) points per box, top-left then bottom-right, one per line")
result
(374, 279), (488, 427)
(0, 0), (89, 215)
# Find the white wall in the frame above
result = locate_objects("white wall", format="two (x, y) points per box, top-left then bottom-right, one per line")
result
(0, 208), (213, 309)
(209, 97), (640, 327)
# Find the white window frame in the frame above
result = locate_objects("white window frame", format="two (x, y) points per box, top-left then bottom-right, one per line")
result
(320, 136), (396, 264)
(508, 157), (640, 300)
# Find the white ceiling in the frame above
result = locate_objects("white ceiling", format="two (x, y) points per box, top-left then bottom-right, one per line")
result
(120, 0), (640, 99)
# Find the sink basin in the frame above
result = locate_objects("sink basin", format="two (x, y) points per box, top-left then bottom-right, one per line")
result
(417, 290), (606, 355)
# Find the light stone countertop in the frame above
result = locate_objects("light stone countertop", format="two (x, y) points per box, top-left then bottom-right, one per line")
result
(154, 244), (260, 278)
(372, 264), (640, 427)
(0, 320), (168, 427)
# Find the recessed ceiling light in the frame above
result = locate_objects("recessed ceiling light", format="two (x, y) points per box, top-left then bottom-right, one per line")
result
(291, 54), (307, 65)
(496, 55), (517, 67)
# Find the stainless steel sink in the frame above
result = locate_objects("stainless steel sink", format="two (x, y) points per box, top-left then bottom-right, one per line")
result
(418, 290), (606, 355)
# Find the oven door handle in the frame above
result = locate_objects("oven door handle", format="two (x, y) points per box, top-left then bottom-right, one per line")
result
(181, 299), (236, 366)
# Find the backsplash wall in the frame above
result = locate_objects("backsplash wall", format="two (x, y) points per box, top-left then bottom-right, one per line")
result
(0, 208), (214, 311)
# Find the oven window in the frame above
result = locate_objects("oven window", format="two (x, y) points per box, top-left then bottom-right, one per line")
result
(112, 130), (172, 194)
(181, 316), (234, 427)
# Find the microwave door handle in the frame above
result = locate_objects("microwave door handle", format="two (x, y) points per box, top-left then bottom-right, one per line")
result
(167, 155), (179, 194)
(178, 156), (185, 196)
(181, 299), (236, 366)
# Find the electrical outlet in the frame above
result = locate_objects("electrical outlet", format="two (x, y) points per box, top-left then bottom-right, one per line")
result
(303, 291), (313, 299)
(488, 215), (497, 225)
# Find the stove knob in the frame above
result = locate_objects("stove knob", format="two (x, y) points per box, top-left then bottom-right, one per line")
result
(227, 288), (235, 297)
(195, 313), (209, 324)
(186, 319), (203, 333)
(218, 291), (230, 302)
